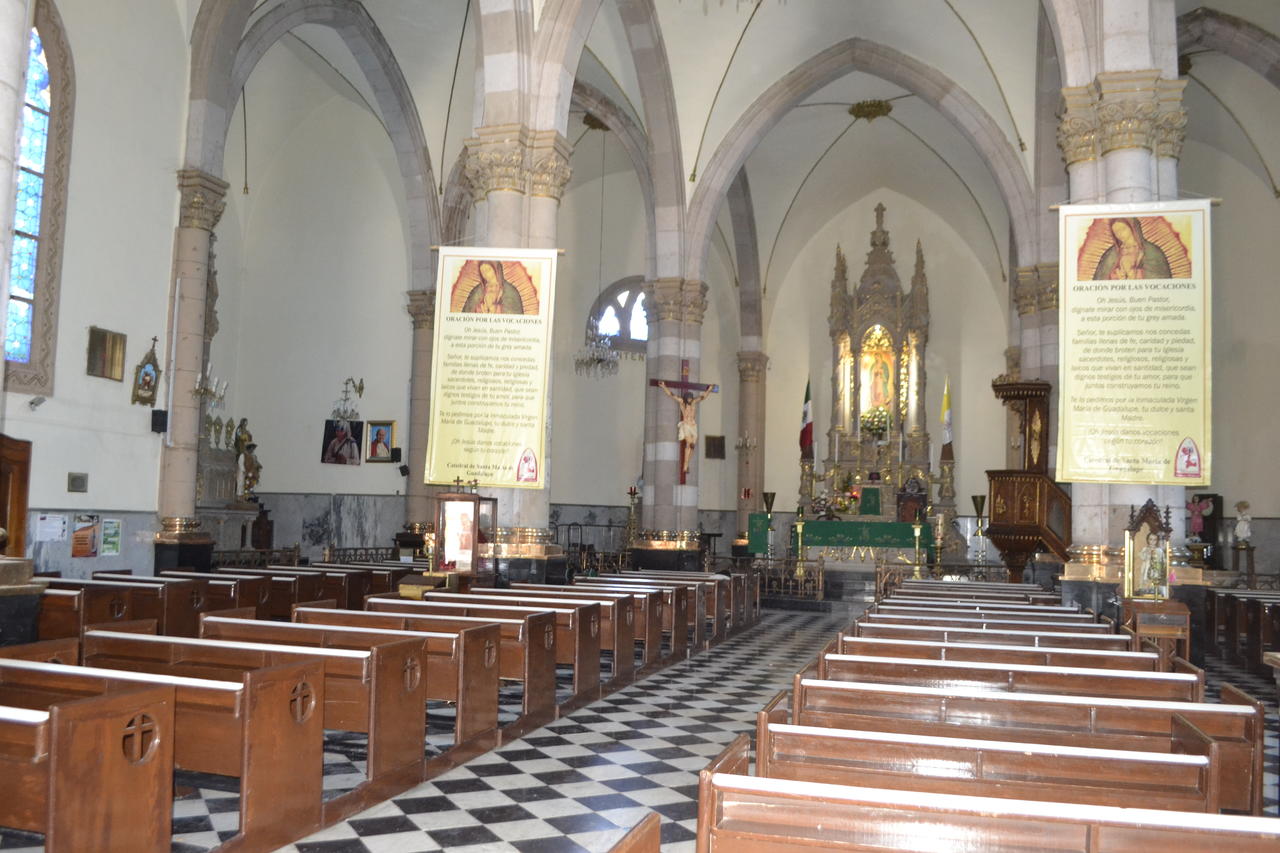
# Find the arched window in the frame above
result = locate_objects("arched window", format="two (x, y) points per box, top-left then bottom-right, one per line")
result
(586, 275), (647, 357)
(6, 0), (73, 395)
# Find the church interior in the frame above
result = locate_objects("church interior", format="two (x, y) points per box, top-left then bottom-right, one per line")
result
(0, 0), (1279, 851)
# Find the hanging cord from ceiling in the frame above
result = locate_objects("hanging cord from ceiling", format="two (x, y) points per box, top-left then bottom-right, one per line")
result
(440, 0), (472, 195)
(942, 0), (1026, 152)
(241, 86), (249, 194)
(688, 0), (763, 182)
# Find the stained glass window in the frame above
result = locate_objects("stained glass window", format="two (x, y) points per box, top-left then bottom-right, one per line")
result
(587, 278), (648, 357)
(7, 29), (49, 363)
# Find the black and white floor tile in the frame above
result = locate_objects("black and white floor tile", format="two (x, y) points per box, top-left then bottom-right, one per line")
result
(3, 609), (1278, 852)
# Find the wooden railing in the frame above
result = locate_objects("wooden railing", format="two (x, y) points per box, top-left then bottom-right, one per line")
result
(212, 546), (300, 569)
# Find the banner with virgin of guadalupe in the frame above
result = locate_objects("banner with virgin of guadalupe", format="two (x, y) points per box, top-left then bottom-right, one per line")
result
(1056, 200), (1211, 485)
(425, 247), (558, 488)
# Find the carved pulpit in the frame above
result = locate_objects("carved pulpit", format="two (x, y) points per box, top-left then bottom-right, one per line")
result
(812, 204), (931, 521)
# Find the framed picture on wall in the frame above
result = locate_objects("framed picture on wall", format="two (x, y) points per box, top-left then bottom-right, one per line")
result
(366, 421), (395, 462)
(321, 419), (363, 465)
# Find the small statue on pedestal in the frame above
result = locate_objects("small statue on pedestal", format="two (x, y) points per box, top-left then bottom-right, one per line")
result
(1234, 501), (1252, 544)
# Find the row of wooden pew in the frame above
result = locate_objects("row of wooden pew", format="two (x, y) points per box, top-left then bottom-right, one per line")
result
(2, 563), (758, 852)
(696, 577), (1280, 850)
(1209, 587), (1280, 674)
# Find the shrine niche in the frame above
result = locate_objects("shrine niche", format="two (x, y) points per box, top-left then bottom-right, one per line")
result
(809, 203), (931, 523)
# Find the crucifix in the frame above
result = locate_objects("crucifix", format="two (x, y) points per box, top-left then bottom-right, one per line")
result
(649, 360), (718, 484)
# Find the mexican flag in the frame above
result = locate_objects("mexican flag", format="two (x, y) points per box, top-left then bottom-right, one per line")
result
(800, 380), (814, 460)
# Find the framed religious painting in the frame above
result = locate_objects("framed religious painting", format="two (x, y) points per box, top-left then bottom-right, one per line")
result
(365, 420), (395, 462)
(1124, 499), (1173, 599)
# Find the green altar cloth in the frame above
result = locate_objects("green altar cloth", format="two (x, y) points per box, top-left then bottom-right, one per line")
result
(794, 519), (933, 550)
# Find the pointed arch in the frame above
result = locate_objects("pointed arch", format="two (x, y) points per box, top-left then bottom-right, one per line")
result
(1179, 7), (1280, 88)
(683, 38), (1036, 287)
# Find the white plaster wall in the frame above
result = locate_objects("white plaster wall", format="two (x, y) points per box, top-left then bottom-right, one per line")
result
(217, 41), (412, 497)
(3, 0), (189, 512)
(696, 219), (741, 513)
(549, 128), (648, 506)
(1180, 139), (1280, 516)
(764, 188), (1007, 513)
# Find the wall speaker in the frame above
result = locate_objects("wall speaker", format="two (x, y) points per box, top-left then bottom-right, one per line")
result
(398, 464), (410, 477)
(151, 409), (168, 433)
(390, 447), (402, 463)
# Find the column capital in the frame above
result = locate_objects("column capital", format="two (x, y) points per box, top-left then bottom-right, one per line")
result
(1155, 77), (1188, 161)
(1057, 85), (1099, 166)
(737, 350), (768, 382)
(177, 169), (229, 231)
(1092, 69), (1161, 156)
(1034, 262), (1059, 312)
(461, 125), (574, 202)
(1013, 266), (1041, 316)
(643, 278), (708, 325)
(406, 289), (435, 330)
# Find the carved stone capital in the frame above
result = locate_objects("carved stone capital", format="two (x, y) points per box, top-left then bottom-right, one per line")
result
(644, 278), (683, 324)
(462, 124), (529, 200)
(1013, 266), (1041, 316)
(1155, 77), (1188, 160)
(1034, 262), (1058, 312)
(737, 350), (768, 382)
(1056, 85), (1098, 166)
(680, 279), (708, 326)
(1093, 70), (1160, 155)
(177, 169), (229, 231)
(528, 130), (573, 200)
(406, 290), (435, 330)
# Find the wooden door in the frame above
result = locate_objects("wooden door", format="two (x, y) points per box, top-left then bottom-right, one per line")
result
(0, 434), (31, 556)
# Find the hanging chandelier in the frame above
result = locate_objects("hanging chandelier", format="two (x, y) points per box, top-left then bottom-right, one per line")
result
(575, 329), (619, 377)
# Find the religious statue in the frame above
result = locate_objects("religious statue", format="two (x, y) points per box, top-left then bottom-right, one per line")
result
(658, 380), (714, 476)
(1234, 501), (1252, 544)
(233, 418), (252, 462)
(1186, 495), (1213, 542)
(1137, 531), (1167, 594)
(241, 442), (262, 499)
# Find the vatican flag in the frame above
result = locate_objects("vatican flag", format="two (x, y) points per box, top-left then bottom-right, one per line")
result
(941, 376), (953, 446)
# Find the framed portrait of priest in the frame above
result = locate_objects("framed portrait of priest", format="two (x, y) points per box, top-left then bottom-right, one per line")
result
(1124, 499), (1172, 599)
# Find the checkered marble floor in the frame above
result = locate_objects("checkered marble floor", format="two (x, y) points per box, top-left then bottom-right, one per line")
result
(3, 608), (1277, 852)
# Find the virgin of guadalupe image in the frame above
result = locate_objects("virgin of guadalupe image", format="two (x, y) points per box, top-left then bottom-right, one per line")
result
(462, 260), (523, 314)
(1091, 217), (1172, 280)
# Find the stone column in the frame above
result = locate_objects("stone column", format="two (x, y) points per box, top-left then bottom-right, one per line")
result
(735, 351), (767, 534)
(641, 277), (707, 532)
(0, 0), (30, 407)
(405, 290), (435, 526)
(460, 125), (571, 529)
(156, 169), (228, 569)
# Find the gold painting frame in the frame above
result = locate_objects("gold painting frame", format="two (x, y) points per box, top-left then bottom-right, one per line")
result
(1123, 499), (1173, 599)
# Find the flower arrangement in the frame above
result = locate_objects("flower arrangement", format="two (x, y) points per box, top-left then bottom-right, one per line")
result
(860, 405), (890, 439)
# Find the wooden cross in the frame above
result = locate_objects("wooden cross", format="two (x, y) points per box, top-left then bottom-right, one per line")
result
(649, 359), (719, 484)
(453, 477), (465, 489)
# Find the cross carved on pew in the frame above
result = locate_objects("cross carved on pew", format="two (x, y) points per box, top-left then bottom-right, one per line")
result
(121, 713), (157, 764)
(649, 360), (718, 484)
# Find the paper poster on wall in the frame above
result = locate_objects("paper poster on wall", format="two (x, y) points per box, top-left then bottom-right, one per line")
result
(35, 514), (66, 542)
(101, 519), (122, 556)
(425, 248), (558, 488)
(71, 514), (101, 558)
(1056, 200), (1211, 485)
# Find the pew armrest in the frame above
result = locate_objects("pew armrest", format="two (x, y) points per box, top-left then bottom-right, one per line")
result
(0, 636), (80, 665)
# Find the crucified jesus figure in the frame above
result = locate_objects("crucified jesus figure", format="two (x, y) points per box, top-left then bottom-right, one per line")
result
(658, 380), (714, 475)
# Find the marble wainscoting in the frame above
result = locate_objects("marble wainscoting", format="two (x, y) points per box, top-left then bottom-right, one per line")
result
(254, 492), (406, 563)
(24, 509), (159, 577)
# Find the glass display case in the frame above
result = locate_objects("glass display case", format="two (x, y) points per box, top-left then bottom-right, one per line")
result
(435, 492), (479, 575)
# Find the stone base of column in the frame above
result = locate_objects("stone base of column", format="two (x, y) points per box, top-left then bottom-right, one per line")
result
(154, 516), (214, 572)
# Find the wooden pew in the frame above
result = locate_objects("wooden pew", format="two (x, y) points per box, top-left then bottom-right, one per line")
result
(94, 570), (234, 625)
(36, 586), (134, 639)
(754, 719), (1221, 811)
(311, 562), (414, 596)
(581, 571), (711, 650)
(199, 614), (500, 752)
(697, 734), (1280, 852)
(854, 620), (1135, 651)
(786, 677), (1267, 815)
(568, 579), (688, 662)
(269, 564), (375, 609)
(836, 635), (1159, 670)
(881, 595), (1080, 612)
(217, 566), (358, 610)
(367, 596), (602, 710)
(79, 629), (425, 821)
(874, 604), (1099, 624)
(534, 582), (664, 670)
(474, 587), (637, 686)
(819, 653), (1205, 701)
(607, 812), (660, 853)
(0, 639), (326, 852)
(888, 588), (1058, 606)
(207, 569), (321, 619)
(861, 611), (1116, 633)
(155, 570), (272, 619)
(47, 576), (202, 637)
(293, 605), (556, 739)
(1220, 590), (1280, 670)
(598, 571), (733, 641)
(0, 685), (175, 853)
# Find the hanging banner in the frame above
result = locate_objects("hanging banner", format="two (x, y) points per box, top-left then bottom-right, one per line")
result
(425, 247), (558, 488)
(1057, 200), (1211, 485)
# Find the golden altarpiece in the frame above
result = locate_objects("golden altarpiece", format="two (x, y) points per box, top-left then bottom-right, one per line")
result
(805, 204), (933, 525)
